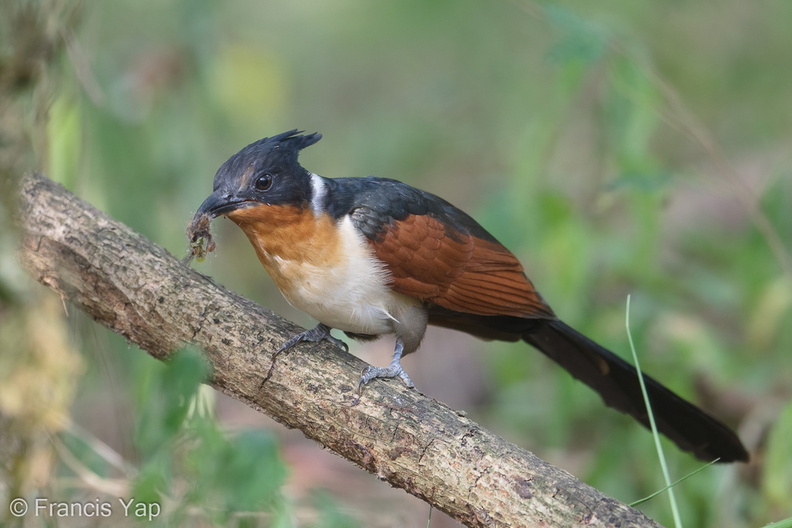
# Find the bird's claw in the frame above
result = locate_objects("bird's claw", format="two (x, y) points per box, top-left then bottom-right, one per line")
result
(264, 323), (348, 388)
(277, 323), (348, 355)
(358, 364), (415, 393)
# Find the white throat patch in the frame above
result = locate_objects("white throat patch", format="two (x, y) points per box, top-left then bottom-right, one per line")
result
(309, 173), (327, 215)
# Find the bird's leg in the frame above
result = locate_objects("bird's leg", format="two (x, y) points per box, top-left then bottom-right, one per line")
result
(358, 338), (414, 391)
(277, 322), (348, 354)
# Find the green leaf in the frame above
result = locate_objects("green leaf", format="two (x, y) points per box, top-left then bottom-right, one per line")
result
(134, 348), (210, 456)
(763, 402), (792, 511)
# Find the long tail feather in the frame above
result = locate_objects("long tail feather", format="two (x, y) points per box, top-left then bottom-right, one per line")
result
(523, 320), (748, 462)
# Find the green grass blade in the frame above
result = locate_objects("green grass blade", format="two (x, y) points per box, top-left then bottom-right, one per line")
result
(764, 517), (792, 528)
(629, 458), (719, 507)
(625, 295), (683, 528)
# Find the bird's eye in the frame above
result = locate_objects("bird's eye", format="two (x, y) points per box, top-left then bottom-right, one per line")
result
(254, 173), (273, 191)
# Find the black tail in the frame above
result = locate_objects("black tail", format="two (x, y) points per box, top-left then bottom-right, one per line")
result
(523, 319), (749, 462)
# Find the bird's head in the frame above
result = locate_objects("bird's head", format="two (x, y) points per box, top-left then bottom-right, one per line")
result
(195, 129), (322, 220)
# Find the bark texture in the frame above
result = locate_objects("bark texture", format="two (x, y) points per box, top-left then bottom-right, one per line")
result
(17, 172), (664, 528)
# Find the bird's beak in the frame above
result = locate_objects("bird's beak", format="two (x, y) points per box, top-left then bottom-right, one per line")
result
(194, 190), (254, 219)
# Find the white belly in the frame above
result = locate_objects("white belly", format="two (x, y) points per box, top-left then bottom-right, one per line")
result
(268, 217), (416, 335)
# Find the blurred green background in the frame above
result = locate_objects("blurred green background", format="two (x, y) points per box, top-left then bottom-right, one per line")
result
(2, 0), (791, 526)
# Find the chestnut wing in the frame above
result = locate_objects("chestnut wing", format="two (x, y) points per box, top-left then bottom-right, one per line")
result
(355, 210), (554, 318)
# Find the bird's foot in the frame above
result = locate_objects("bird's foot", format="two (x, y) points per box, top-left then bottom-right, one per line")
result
(358, 364), (414, 390)
(357, 340), (414, 392)
(277, 323), (348, 354)
(263, 323), (347, 387)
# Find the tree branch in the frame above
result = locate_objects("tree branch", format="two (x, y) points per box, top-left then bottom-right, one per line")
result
(17, 172), (664, 528)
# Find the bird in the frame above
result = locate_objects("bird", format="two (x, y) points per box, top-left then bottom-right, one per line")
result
(190, 129), (749, 463)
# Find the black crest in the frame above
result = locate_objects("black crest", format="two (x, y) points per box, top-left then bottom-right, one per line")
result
(269, 129), (322, 151)
(231, 129), (322, 167)
(249, 129), (322, 155)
